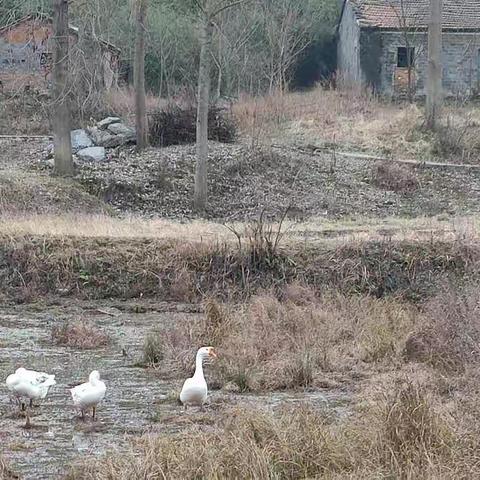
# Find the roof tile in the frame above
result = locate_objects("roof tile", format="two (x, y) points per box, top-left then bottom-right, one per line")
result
(349, 0), (480, 30)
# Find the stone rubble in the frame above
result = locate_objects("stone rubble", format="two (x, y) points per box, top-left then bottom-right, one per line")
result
(47, 117), (136, 161)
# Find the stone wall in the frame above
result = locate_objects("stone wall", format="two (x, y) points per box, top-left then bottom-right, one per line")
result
(363, 30), (480, 98)
(337, 2), (362, 87)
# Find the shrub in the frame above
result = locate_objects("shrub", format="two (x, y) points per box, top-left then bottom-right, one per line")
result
(142, 330), (165, 366)
(149, 104), (236, 147)
(372, 162), (420, 193)
(51, 321), (110, 349)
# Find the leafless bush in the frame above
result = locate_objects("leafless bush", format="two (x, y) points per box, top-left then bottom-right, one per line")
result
(372, 162), (420, 193)
(51, 320), (110, 349)
(149, 104), (236, 147)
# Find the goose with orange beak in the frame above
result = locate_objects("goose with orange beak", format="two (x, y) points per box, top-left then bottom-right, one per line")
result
(180, 346), (217, 411)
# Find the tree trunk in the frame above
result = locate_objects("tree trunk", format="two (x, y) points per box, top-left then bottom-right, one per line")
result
(52, 0), (73, 176)
(216, 31), (223, 99)
(134, 0), (148, 151)
(194, 9), (213, 212)
(426, 0), (443, 129)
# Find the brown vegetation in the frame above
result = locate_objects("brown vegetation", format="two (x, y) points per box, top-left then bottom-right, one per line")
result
(1, 234), (476, 304)
(68, 281), (480, 479)
(51, 320), (110, 349)
(0, 456), (17, 480)
(149, 104), (236, 147)
(155, 291), (414, 390)
(371, 162), (420, 193)
(233, 88), (480, 163)
(65, 378), (475, 480)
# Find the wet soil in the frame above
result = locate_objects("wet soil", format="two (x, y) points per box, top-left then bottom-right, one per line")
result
(0, 301), (351, 480)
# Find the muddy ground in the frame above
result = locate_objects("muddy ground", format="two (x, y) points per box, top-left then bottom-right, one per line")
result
(0, 300), (351, 480)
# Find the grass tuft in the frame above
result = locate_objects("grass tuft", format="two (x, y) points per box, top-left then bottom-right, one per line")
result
(51, 321), (110, 349)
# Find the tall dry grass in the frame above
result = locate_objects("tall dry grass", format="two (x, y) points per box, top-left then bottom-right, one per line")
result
(67, 376), (476, 480)
(233, 87), (480, 162)
(154, 291), (418, 391)
(149, 282), (480, 392)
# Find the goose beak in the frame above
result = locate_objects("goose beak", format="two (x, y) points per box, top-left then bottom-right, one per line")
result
(208, 348), (217, 358)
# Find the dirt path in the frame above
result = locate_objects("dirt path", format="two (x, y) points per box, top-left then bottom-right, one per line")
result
(0, 302), (350, 479)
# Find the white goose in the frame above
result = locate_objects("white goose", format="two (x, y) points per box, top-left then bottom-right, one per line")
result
(70, 370), (106, 421)
(180, 346), (217, 411)
(5, 367), (56, 428)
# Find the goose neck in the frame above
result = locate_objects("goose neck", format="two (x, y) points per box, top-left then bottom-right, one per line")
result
(193, 354), (204, 379)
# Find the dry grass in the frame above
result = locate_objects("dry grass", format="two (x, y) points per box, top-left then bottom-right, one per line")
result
(66, 375), (475, 480)
(142, 330), (165, 366)
(233, 87), (480, 162)
(403, 284), (480, 373)
(0, 171), (108, 216)
(158, 291), (418, 390)
(0, 231), (476, 304)
(0, 213), (479, 246)
(151, 281), (480, 393)
(103, 87), (167, 121)
(51, 320), (110, 349)
(0, 456), (17, 480)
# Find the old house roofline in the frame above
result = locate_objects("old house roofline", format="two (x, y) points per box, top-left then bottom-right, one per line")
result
(0, 13), (121, 53)
(360, 25), (480, 33)
(339, 0), (480, 32)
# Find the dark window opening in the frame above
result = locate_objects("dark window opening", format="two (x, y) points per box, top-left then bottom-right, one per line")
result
(397, 47), (415, 68)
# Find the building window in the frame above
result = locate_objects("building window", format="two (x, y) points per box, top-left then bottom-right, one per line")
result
(397, 47), (415, 68)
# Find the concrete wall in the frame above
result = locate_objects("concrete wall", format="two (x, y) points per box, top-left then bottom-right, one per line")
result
(364, 30), (480, 98)
(337, 1), (362, 87)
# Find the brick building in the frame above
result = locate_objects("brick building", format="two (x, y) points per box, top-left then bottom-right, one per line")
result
(337, 0), (480, 98)
(0, 14), (120, 93)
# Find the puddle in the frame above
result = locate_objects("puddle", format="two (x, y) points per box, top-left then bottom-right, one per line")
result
(0, 303), (351, 479)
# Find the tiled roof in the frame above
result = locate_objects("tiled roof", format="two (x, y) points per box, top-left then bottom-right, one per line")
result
(348, 0), (480, 30)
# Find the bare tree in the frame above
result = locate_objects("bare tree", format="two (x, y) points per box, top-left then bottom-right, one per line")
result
(194, 0), (245, 212)
(426, 0), (443, 129)
(52, 0), (73, 176)
(134, 0), (148, 151)
(262, 0), (319, 94)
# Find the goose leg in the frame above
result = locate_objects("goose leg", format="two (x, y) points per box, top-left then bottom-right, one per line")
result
(81, 409), (85, 421)
(24, 406), (31, 429)
(30, 399), (34, 408)
(21, 401), (26, 412)
(92, 406), (96, 421)
(184, 404), (187, 412)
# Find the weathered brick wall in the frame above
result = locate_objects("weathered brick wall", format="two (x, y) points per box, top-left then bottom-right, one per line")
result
(367, 30), (480, 98)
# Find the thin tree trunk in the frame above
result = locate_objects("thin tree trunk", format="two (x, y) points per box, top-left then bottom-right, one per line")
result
(52, 0), (73, 176)
(134, 0), (148, 151)
(194, 9), (213, 212)
(216, 31), (223, 99)
(426, 0), (443, 129)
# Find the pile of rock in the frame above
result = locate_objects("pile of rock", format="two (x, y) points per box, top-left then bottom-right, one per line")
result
(48, 117), (136, 163)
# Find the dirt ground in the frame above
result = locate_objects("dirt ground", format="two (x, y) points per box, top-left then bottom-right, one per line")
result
(0, 300), (350, 480)
(1, 138), (479, 221)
